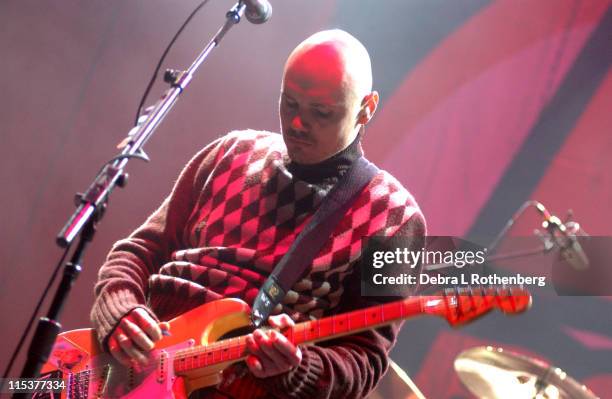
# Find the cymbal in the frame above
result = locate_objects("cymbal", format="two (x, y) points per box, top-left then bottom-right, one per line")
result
(454, 346), (598, 399)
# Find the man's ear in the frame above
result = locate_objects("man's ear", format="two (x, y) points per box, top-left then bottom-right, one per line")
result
(357, 91), (379, 125)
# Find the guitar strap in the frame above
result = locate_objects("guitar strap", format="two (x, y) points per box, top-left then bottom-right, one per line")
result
(251, 156), (380, 327)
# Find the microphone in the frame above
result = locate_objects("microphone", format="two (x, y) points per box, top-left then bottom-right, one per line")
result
(534, 202), (590, 270)
(241, 0), (272, 24)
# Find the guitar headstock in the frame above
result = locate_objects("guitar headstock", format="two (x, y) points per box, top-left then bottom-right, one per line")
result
(424, 286), (532, 326)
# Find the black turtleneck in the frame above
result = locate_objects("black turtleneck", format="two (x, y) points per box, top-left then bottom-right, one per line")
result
(287, 134), (363, 187)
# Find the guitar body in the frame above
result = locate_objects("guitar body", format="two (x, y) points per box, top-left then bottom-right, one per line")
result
(41, 298), (252, 398)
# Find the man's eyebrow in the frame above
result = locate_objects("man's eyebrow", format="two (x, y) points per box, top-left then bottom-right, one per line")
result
(282, 92), (340, 108)
(311, 101), (340, 108)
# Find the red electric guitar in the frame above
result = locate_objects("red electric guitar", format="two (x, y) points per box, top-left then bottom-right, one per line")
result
(40, 287), (531, 398)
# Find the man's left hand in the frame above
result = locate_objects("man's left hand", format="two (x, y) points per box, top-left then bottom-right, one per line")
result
(245, 313), (302, 378)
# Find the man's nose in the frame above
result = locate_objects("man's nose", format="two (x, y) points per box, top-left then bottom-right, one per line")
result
(291, 114), (308, 132)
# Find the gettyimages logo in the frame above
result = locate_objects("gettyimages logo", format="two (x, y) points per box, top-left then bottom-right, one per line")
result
(371, 246), (487, 269)
(361, 235), (612, 297)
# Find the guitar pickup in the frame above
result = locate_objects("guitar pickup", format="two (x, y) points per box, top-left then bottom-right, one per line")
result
(157, 350), (169, 384)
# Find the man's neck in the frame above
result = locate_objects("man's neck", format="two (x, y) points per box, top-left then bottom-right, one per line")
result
(288, 134), (363, 185)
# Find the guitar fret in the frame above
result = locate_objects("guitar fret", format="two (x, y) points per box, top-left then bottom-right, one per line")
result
(287, 326), (294, 345)
(231, 337), (237, 360)
(238, 340), (245, 360)
(214, 344), (220, 364)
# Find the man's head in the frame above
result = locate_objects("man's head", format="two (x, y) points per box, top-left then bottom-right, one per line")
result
(280, 29), (379, 164)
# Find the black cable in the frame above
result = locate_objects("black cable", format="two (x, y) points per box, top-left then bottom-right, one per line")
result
(1, 245), (71, 381)
(135, 0), (211, 126)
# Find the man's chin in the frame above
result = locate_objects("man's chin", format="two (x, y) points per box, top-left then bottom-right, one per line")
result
(287, 148), (317, 165)
(287, 150), (307, 164)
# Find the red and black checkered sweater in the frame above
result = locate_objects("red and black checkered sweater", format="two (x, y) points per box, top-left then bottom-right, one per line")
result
(91, 130), (426, 399)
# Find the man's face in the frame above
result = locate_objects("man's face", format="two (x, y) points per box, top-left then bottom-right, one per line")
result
(279, 46), (361, 164)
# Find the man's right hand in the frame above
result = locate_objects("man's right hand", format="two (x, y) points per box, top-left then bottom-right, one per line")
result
(108, 308), (165, 366)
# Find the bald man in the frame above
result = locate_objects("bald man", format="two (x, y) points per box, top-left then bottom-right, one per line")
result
(281, 30), (378, 165)
(91, 30), (426, 398)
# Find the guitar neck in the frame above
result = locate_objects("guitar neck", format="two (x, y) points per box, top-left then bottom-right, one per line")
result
(288, 296), (428, 345)
(173, 296), (434, 374)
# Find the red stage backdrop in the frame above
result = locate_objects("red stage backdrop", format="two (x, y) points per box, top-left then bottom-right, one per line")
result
(1, 1), (610, 397)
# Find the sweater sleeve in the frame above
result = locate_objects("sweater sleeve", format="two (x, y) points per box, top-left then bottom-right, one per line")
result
(89, 136), (227, 346)
(260, 211), (427, 399)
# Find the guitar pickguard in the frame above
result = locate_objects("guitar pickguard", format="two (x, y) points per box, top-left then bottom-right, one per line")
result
(46, 335), (194, 399)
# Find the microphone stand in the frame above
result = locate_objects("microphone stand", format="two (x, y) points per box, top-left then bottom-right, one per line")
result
(424, 201), (559, 273)
(16, 1), (249, 384)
